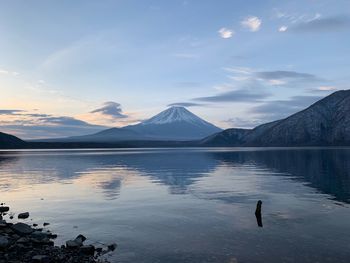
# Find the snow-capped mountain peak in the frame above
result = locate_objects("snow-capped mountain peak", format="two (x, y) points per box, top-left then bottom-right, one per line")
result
(62, 106), (222, 142)
(142, 106), (211, 126)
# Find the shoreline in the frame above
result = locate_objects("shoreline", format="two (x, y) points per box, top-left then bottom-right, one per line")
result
(0, 204), (116, 263)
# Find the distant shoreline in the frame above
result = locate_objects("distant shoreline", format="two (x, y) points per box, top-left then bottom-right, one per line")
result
(1, 141), (350, 150)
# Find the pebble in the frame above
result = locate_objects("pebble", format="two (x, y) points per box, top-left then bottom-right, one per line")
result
(0, 219), (6, 227)
(32, 255), (50, 263)
(108, 243), (118, 252)
(18, 212), (30, 219)
(0, 206), (9, 213)
(0, 236), (8, 248)
(0, 206), (115, 263)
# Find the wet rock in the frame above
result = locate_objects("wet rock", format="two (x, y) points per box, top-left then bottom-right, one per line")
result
(17, 236), (30, 244)
(107, 243), (117, 251)
(48, 233), (57, 239)
(0, 236), (9, 248)
(74, 234), (86, 246)
(80, 245), (95, 255)
(65, 234), (87, 249)
(0, 206), (9, 213)
(18, 212), (29, 219)
(66, 240), (80, 249)
(33, 224), (38, 227)
(11, 222), (34, 235)
(1, 205), (114, 262)
(3, 227), (14, 234)
(43, 223), (49, 227)
(0, 220), (7, 227)
(31, 231), (49, 240)
(12, 234), (20, 239)
(32, 255), (50, 263)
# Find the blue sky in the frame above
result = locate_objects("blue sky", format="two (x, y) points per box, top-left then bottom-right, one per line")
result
(0, 0), (349, 139)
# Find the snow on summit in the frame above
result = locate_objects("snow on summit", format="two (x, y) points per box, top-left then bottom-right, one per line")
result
(142, 106), (212, 126)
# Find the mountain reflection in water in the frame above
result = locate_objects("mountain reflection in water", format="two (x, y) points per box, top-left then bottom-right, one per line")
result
(1, 148), (349, 203)
(0, 148), (350, 263)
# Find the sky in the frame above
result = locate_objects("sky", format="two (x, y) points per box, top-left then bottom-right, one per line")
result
(0, 0), (349, 139)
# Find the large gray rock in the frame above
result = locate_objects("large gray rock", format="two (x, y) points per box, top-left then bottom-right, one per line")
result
(30, 230), (49, 240)
(66, 240), (80, 248)
(66, 234), (87, 249)
(11, 222), (34, 235)
(73, 234), (86, 246)
(80, 245), (95, 255)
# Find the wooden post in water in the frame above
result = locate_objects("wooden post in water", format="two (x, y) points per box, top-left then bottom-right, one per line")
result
(255, 200), (263, 227)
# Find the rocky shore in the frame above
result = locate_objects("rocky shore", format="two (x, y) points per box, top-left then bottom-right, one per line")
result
(0, 204), (116, 263)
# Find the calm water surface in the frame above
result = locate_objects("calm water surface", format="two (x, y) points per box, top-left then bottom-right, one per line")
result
(1, 147), (350, 263)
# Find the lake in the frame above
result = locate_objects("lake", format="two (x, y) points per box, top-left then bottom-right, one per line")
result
(1, 147), (350, 263)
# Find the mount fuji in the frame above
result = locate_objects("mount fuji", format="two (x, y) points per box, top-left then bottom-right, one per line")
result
(60, 106), (222, 142)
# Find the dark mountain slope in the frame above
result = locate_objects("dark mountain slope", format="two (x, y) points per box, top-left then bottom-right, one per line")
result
(249, 90), (350, 146)
(199, 128), (251, 146)
(201, 90), (350, 146)
(0, 131), (27, 149)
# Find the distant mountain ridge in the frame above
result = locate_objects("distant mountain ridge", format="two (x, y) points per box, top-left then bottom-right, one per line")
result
(2, 90), (350, 148)
(52, 106), (222, 142)
(201, 90), (350, 146)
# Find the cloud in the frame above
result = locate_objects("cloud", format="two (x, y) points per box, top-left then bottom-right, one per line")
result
(167, 102), (204, 107)
(310, 86), (338, 92)
(37, 116), (96, 126)
(241, 16), (262, 32)
(279, 26), (288, 32)
(267, 79), (287, 85)
(0, 110), (107, 139)
(217, 93), (321, 130)
(224, 117), (262, 129)
(273, 9), (322, 24)
(316, 86), (338, 91)
(225, 67), (324, 88)
(290, 15), (350, 32)
(90, 102), (128, 119)
(26, 113), (52, 118)
(218, 27), (234, 38)
(256, 70), (319, 81)
(0, 69), (20, 76)
(0, 110), (24, 115)
(224, 67), (252, 75)
(249, 95), (322, 121)
(188, 66), (330, 111)
(194, 88), (270, 103)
